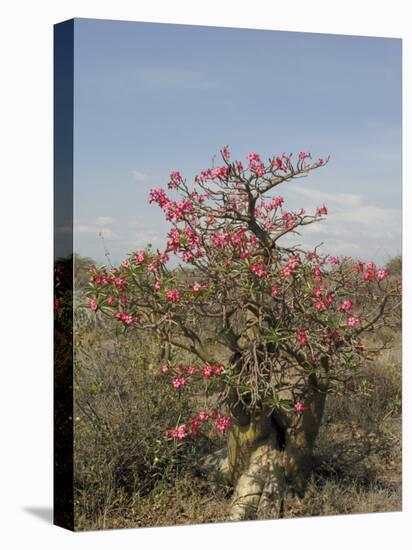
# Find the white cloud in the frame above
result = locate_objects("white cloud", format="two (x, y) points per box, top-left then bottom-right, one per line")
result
(133, 229), (164, 249)
(280, 186), (401, 263)
(131, 170), (149, 182)
(287, 185), (362, 210)
(76, 225), (119, 239)
(125, 220), (165, 248)
(96, 216), (114, 225)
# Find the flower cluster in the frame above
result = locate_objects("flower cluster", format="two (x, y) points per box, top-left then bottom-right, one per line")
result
(247, 152), (265, 177)
(163, 409), (231, 440)
(161, 362), (224, 389)
(166, 289), (181, 303)
(115, 311), (135, 326)
(272, 154), (290, 172)
(354, 261), (388, 283)
(250, 261), (269, 278)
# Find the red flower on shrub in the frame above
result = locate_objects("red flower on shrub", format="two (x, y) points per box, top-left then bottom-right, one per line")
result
(294, 401), (306, 413)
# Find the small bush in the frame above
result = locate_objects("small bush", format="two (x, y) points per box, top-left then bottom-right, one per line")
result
(74, 316), (219, 529)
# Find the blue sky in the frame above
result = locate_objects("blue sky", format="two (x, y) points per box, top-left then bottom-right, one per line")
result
(73, 18), (402, 266)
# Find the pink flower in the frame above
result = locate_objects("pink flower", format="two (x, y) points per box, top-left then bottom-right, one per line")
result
(376, 269), (388, 281)
(114, 277), (127, 291)
(183, 251), (194, 263)
(172, 376), (187, 389)
(298, 151), (311, 161)
(250, 162), (265, 176)
(210, 409), (219, 419)
(192, 282), (202, 292)
(247, 152), (261, 163)
(297, 330), (308, 346)
(347, 316), (360, 328)
(328, 256), (340, 265)
(166, 289), (181, 303)
(313, 287), (323, 298)
(154, 279), (161, 291)
(314, 300), (326, 311)
(211, 166), (229, 179)
(269, 196), (284, 209)
(202, 366), (213, 379)
(190, 418), (200, 436)
(168, 171), (182, 189)
(122, 259), (129, 268)
(215, 415), (231, 433)
(107, 295), (114, 305)
(115, 311), (134, 325)
(287, 256), (301, 270)
(247, 152), (265, 176)
(294, 401), (306, 413)
(281, 210), (297, 230)
(340, 299), (353, 312)
(198, 409), (208, 421)
(364, 270), (374, 283)
(175, 424), (188, 440)
(186, 365), (197, 375)
(89, 299), (98, 311)
(273, 157), (287, 171)
(161, 364), (170, 373)
(312, 266), (323, 279)
(134, 252), (145, 264)
(251, 262), (268, 278)
(316, 204), (328, 216)
(222, 145), (231, 159)
(271, 286), (279, 297)
(282, 266), (292, 278)
(213, 363), (223, 375)
(149, 187), (168, 207)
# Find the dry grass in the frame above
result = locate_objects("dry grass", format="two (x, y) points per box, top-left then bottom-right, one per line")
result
(73, 292), (402, 531)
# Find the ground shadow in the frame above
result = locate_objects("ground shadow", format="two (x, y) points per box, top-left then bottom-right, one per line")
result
(23, 506), (53, 524)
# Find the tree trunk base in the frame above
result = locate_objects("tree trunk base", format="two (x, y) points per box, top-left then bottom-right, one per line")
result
(201, 384), (326, 521)
(200, 433), (317, 521)
(200, 441), (287, 521)
(228, 436), (286, 521)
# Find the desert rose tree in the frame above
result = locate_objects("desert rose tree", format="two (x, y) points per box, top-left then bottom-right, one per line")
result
(85, 147), (400, 520)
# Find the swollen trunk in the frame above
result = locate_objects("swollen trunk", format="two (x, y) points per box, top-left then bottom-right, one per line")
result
(226, 386), (326, 521)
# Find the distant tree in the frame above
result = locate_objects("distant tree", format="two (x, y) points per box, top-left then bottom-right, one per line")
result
(386, 255), (402, 277)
